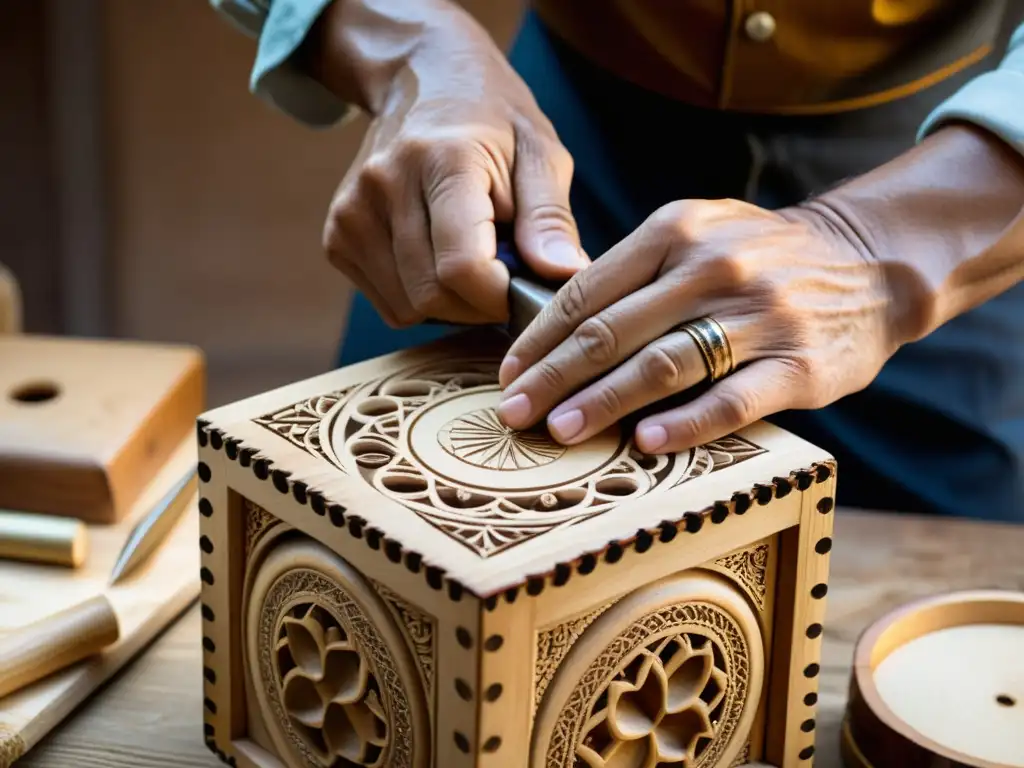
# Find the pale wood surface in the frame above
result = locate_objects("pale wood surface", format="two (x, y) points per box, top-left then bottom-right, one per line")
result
(0, 335), (204, 523)
(203, 328), (831, 595)
(15, 507), (1024, 767)
(0, 595), (119, 701)
(0, 437), (201, 765)
(847, 589), (1024, 767)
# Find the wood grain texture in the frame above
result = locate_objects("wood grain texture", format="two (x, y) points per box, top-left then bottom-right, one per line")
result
(0, 595), (119, 700)
(201, 327), (830, 596)
(0, 263), (21, 335)
(846, 590), (1024, 768)
(15, 508), (1024, 768)
(0, 335), (204, 523)
(0, 436), (202, 764)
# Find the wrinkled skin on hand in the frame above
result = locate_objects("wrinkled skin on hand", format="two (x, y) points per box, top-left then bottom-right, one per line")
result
(307, 6), (1024, 458)
(495, 197), (925, 454)
(317, 2), (589, 328)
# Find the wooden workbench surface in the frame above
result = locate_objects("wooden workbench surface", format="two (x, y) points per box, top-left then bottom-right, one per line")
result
(17, 508), (1024, 768)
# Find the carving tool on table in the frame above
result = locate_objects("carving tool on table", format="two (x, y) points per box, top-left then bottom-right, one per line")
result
(108, 466), (197, 585)
(0, 466), (197, 700)
(0, 509), (88, 568)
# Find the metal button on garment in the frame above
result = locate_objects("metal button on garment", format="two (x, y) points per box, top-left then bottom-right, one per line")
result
(744, 11), (777, 42)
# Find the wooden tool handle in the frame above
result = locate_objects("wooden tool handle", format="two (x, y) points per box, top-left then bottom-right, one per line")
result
(0, 510), (88, 568)
(0, 261), (21, 335)
(0, 594), (119, 699)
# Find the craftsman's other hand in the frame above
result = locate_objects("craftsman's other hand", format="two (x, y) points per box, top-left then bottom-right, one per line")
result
(312, 0), (588, 328)
(495, 197), (925, 453)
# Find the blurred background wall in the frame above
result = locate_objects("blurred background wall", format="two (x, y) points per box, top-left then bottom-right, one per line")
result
(0, 0), (524, 406)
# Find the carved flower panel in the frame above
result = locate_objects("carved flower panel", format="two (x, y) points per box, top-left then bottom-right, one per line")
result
(276, 604), (388, 765)
(245, 539), (429, 768)
(534, 574), (764, 768)
(576, 630), (734, 768)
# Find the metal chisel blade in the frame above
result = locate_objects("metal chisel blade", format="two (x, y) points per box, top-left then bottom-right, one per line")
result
(108, 467), (198, 585)
(507, 275), (555, 341)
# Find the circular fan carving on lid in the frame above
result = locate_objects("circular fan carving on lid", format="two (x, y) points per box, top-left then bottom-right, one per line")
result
(252, 358), (767, 558)
(245, 537), (429, 768)
(438, 407), (566, 470)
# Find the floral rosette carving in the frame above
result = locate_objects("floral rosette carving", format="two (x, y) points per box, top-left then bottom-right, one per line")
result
(276, 605), (388, 766)
(577, 633), (729, 767)
(546, 602), (750, 768)
(256, 569), (417, 768)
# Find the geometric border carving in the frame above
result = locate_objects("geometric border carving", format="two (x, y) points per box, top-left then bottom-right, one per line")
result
(712, 543), (770, 612)
(534, 602), (617, 711)
(243, 497), (280, 562)
(372, 580), (436, 703)
(253, 387), (357, 466)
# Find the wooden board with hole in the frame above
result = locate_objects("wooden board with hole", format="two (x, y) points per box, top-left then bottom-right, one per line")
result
(0, 335), (204, 524)
(196, 327), (838, 768)
(0, 436), (202, 767)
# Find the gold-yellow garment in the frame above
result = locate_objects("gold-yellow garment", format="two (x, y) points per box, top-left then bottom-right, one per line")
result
(532, 0), (1009, 113)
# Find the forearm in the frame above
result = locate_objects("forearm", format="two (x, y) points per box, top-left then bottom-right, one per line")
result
(305, 0), (500, 116)
(797, 123), (1024, 345)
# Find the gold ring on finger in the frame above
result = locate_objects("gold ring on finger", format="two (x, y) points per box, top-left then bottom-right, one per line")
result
(676, 316), (735, 382)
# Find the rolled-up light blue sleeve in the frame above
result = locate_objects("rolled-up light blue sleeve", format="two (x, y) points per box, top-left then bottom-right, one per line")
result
(918, 23), (1024, 155)
(210, 0), (354, 128)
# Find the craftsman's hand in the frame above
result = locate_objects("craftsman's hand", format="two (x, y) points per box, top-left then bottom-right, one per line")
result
(311, 0), (588, 328)
(494, 197), (924, 453)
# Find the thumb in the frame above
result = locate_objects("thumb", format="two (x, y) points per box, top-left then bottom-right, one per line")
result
(513, 133), (590, 280)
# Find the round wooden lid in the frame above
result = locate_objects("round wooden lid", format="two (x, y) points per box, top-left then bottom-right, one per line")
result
(843, 590), (1024, 768)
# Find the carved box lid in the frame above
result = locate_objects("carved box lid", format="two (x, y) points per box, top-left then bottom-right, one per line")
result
(200, 329), (832, 596)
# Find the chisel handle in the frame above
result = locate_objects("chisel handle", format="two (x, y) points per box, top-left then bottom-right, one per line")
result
(0, 595), (119, 699)
(0, 509), (88, 568)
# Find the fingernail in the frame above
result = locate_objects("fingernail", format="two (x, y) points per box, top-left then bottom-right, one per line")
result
(637, 424), (668, 453)
(544, 239), (587, 269)
(549, 409), (584, 442)
(499, 356), (521, 389)
(497, 393), (531, 428)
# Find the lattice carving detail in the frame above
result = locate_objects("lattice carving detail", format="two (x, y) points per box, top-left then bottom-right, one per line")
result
(244, 498), (280, 561)
(254, 386), (358, 468)
(546, 602), (750, 768)
(731, 742), (751, 766)
(535, 603), (616, 710)
(712, 544), (770, 612)
(372, 582), (436, 700)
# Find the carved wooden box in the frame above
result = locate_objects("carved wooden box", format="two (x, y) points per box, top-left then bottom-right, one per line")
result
(196, 330), (836, 768)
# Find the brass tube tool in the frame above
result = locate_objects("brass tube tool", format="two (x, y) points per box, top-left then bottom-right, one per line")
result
(0, 466), (197, 701)
(0, 510), (88, 568)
